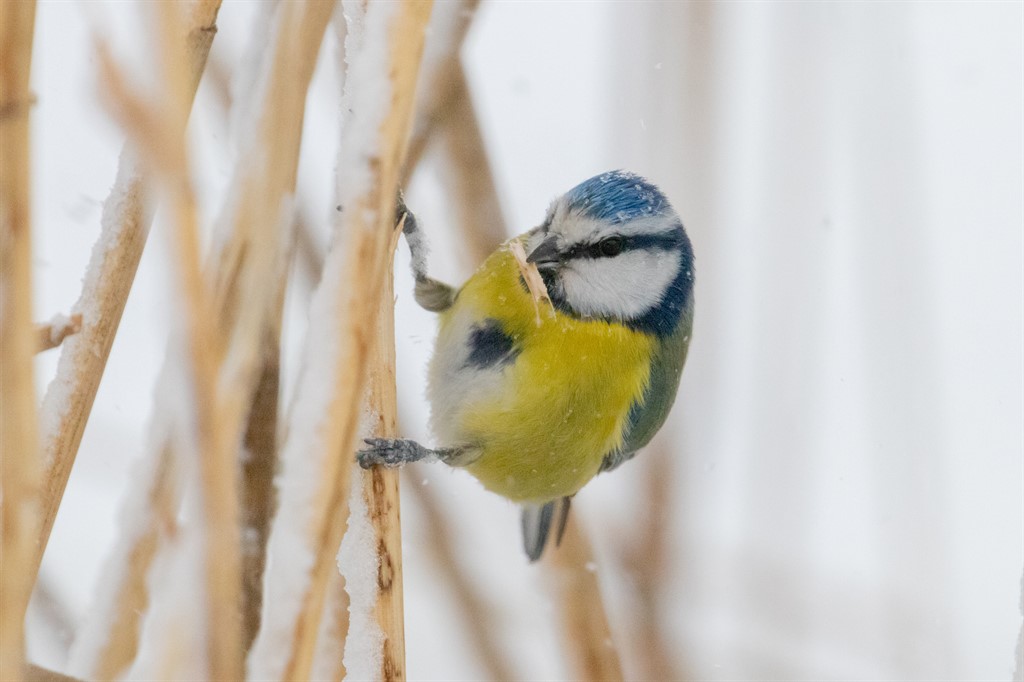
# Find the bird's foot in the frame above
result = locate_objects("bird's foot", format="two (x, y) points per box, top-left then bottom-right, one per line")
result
(357, 438), (431, 469)
(395, 191), (417, 235)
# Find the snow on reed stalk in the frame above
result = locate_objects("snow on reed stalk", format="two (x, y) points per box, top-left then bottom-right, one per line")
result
(86, 8), (266, 680)
(98, 2), (244, 677)
(248, 2), (432, 679)
(202, 0), (333, 654)
(34, 314), (82, 354)
(0, 3), (41, 680)
(356, 219), (406, 680)
(34, 0), (223, 580)
(66, 438), (179, 680)
(69, 2), (331, 678)
(310, 566), (351, 682)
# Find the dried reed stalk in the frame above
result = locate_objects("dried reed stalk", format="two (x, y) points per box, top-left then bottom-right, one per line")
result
(97, 2), (241, 676)
(34, 314), (82, 354)
(240, 339), (281, 650)
(274, 7), (514, 677)
(68, 443), (178, 680)
(360, 223), (406, 680)
(548, 517), (624, 682)
(203, 0), (333, 653)
(0, 3), (41, 681)
(34, 0), (223, 579)
(311, 569), (351, 682)
(248, 4), (432, 679)
(77, 1), (331, 676)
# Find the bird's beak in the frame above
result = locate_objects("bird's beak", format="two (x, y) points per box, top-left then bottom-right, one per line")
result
(526, 235), (561, 270)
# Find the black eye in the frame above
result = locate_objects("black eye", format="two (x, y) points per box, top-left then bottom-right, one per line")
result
(599, 236), (624, 257)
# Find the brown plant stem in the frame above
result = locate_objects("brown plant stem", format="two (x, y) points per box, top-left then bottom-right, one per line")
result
(240, 337), (281, 651)
(151, 5), (239, 678)
(34, 0), (222, 581)
(311, 568), (350, 682)
(248, 4), (432, 680)
(95, 3), (242, 677)
(69, 444), (178, 681)
(34, 314), (82, 354)
(207, 0), (334, 655)
(360, 222), (406, 681)
(75, 1), (331, 677)
(0, 3), (41, 681)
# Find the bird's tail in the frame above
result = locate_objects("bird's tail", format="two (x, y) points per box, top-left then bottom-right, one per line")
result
(520, 496), (571, 562)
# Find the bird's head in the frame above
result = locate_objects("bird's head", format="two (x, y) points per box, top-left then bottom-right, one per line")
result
(525, 170), (694, 335)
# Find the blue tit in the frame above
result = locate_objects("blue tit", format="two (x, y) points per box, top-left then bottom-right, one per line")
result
(359, 170), (694, 561)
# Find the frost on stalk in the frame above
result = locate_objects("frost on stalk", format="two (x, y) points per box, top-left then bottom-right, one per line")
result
(70, 319), (212, 674)
(123, 531), (206, 681)
(38, 146), (150, 462)
(310, 570), (348, 682)
(66, 362), (178, 677)
(246, 2), (399, 678)
(334, 0), (394, 233)
(227, 1), (280, 159)
(339, 468), (383, 680)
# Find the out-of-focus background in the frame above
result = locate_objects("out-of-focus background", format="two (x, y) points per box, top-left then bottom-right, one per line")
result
(28, 1), (1022, 679)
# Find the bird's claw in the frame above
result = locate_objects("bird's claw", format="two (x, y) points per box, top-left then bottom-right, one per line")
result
(357, 437), (414, 469)
(395, 191), (418, 236)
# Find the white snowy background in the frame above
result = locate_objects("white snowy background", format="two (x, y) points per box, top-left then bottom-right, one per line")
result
(25, 1), (1023, 680)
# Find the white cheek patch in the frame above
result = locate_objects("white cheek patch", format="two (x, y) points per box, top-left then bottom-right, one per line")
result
(560, 249), (680, 321)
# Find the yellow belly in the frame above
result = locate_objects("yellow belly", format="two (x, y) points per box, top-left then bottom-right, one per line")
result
(435, 243), (654, 503)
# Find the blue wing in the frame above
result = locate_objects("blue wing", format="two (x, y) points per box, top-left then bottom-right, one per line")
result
(601, 298), (693, 472)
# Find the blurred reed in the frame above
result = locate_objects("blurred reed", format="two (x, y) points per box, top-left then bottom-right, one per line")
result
(34, 0), (222, 583)
(1, 3), (43, 681)
(5, 0), (672, 679)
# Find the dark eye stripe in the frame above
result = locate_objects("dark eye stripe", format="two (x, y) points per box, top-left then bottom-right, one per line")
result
(564, 229), (683, 260)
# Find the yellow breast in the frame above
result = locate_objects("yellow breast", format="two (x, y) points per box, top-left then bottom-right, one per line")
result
(433, 243), (654, 503)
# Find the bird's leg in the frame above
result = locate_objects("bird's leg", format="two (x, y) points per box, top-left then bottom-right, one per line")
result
(358, 438), (481, 469)
(395, 193), (456, 312)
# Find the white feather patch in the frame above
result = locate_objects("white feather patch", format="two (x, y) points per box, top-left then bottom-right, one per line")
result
(560, 247), (680, 321)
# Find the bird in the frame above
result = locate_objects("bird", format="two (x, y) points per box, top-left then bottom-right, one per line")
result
(358, 170), (694, 561)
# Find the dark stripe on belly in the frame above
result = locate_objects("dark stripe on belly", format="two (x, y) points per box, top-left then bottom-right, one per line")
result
(465, 319), (519, 369)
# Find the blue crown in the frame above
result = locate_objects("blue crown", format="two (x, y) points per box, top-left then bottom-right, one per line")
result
(565, 170), (670, 225)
